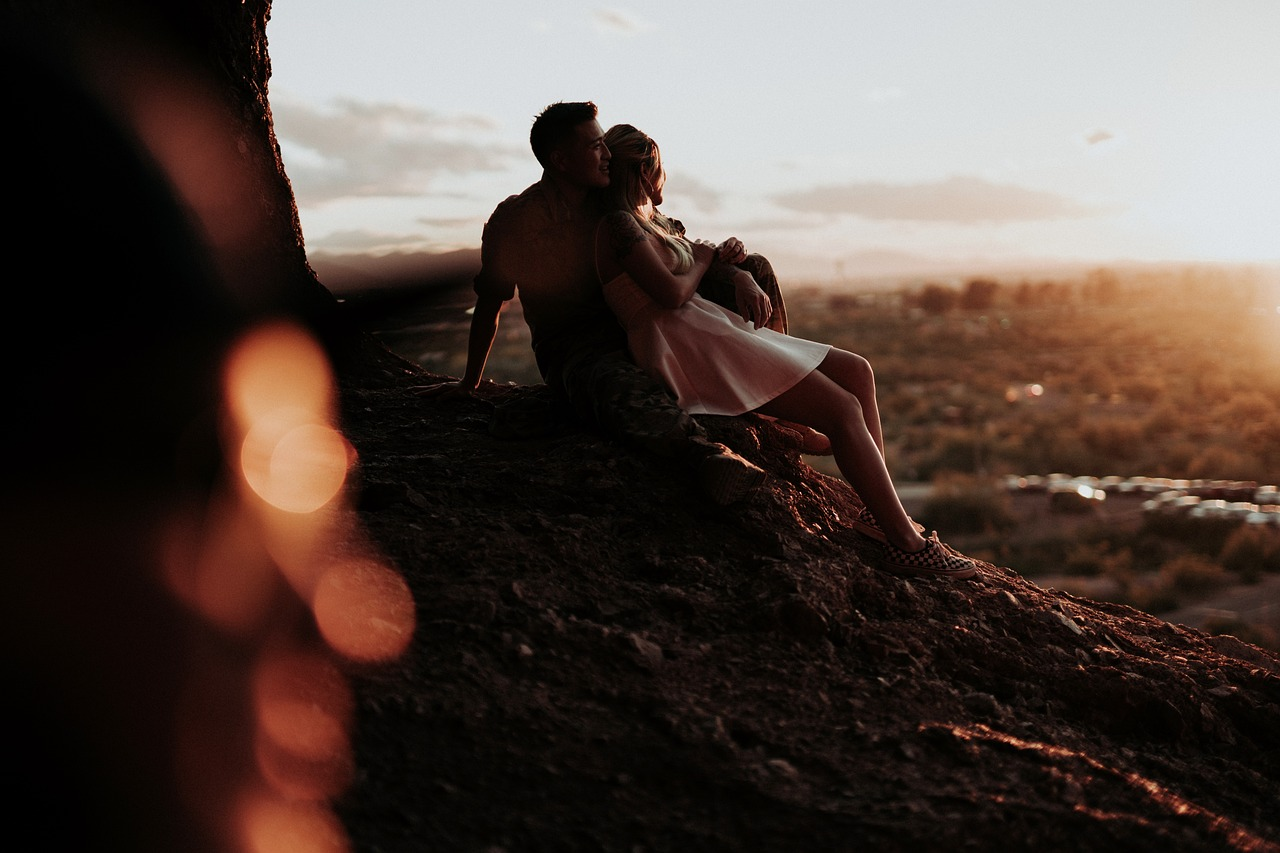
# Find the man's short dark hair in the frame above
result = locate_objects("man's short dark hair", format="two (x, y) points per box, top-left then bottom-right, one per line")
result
(530, 101), (598, 168)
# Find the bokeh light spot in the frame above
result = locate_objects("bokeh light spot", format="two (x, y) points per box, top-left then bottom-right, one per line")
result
(160, 499), (279, 636)
(253, 651), (353, 761)
(254, 732), (354, 803)
(223, 323), (334, 431)
(241, 420), (352, 514)
(239, 793), (351, 853)
(313, 559), (415, 662)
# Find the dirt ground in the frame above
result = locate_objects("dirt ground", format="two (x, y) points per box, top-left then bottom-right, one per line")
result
(324, 345), (1280, 852)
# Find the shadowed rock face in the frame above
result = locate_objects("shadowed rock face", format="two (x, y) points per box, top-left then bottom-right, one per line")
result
(330, 369), (1280, 853)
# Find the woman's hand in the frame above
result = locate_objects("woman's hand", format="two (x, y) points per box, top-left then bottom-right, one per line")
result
(733, 274), (773, 329)
(693, 240), (719, 268)
(716, 237), (748, 265)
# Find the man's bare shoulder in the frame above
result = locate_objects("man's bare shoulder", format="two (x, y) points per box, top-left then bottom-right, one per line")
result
(487, 182), (551, 228)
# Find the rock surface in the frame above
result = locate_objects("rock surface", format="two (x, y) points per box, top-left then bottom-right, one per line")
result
(331, 352), (1280, 853)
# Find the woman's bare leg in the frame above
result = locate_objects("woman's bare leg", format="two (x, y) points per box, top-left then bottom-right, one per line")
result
(756, 370), (925, 552)
(813, 348), (884, 458)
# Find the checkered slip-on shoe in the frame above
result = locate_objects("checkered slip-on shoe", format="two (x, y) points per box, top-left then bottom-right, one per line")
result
(697, 445), (767, 506)
(878, 532), (978, 579)
(849, 504), (925, 545)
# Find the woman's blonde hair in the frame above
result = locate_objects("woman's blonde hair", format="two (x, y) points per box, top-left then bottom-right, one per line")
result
(601, 124), (693, 272)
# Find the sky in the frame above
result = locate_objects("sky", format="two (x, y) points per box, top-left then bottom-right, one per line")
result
(265, 0), (1280, 282)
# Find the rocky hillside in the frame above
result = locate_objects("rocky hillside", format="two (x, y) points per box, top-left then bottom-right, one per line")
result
(330, 348), (1280, 852)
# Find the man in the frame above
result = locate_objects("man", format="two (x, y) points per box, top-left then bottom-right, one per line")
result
(419, 101), (783, 504)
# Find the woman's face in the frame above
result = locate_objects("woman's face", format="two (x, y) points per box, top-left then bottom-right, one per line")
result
(643, 159), (666, 206)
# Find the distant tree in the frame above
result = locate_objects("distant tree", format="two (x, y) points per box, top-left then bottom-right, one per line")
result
(1083, 267), (1120, 305)
(1219, 526), (1280, 580)
(1187, 444), (1257, 482)
(1220, 390), (1278, 426)
(1160, 554), (1229, 596)
(918, 472), (1016, 535)
(960, 278), (1000, 311)
(917, 283), (959, 315)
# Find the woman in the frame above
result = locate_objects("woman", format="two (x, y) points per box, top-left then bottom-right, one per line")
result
(593, 124), (976, 579)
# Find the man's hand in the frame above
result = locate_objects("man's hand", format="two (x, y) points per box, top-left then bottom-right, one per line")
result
(715, 237), (748, 265)
(734, 275), (773, 329)
(413, 379), (479, 400)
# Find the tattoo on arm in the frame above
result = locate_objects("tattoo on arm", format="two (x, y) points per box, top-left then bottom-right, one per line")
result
(607, 212), (648, 260)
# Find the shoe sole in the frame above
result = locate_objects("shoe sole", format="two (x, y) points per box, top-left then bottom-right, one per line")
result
(701, 457), (767, 506)
(876, 539), (979, 580)
(877, 559), (977, 580)
(717, 469), (766, 506)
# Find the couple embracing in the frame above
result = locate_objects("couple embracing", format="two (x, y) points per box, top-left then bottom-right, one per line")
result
(420, 101), (976, 580)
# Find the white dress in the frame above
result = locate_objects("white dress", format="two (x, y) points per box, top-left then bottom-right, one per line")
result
(602, 271), (831, 416)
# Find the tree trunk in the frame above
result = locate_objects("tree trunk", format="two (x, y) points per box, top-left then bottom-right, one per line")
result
(2, 6), (386, 851)
(4, 0), (348, 342)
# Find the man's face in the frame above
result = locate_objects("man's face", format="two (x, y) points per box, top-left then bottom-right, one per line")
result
(551, 120), (611, 189)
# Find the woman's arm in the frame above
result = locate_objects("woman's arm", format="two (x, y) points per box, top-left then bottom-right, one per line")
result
(596, 211), (715, 309)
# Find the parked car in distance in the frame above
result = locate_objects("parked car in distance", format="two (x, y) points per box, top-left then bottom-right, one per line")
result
(1100, 475), (1127, 493)
(1049, 482), (1106, 513)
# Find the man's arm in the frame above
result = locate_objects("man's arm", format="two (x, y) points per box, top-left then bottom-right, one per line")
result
(416, 211), (516, 397)
(663, 212), (788, 333)
(699, 253), (789, 334)
(413, 290), (505, 398)
(460, 291), (505, 390)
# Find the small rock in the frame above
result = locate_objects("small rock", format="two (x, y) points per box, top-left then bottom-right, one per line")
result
(962, 691), (1003, 718)
(627, 633), (664, 669)
(777, 595), (828, 642)
(766, 758), (800, 780)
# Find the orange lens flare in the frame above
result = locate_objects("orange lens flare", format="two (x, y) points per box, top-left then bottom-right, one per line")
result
(253, 650), (354, 763)
(240, 419), (352, 514)
(159, 498), (279, 636)
(238, 792), (352, 853)
(313, 559), (416, 663)
(223, 323), (352, 515)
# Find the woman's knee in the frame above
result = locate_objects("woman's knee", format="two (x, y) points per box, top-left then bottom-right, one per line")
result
(822, 349), (875, 392)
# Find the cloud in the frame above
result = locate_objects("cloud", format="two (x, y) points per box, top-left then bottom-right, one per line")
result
(273, 98), (521, 205)
(773, 176), (1103, 223)
(663, 170), (724, 213)
(416, 215), (482, 229)
(592, 8), (653, 34)
(1082, 128), (1115, 146)
(306, 228), (433, 254)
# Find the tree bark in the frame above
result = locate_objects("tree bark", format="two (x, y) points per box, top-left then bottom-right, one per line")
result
(4, 0), (348, 343)
(1, 8), (384, 850)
